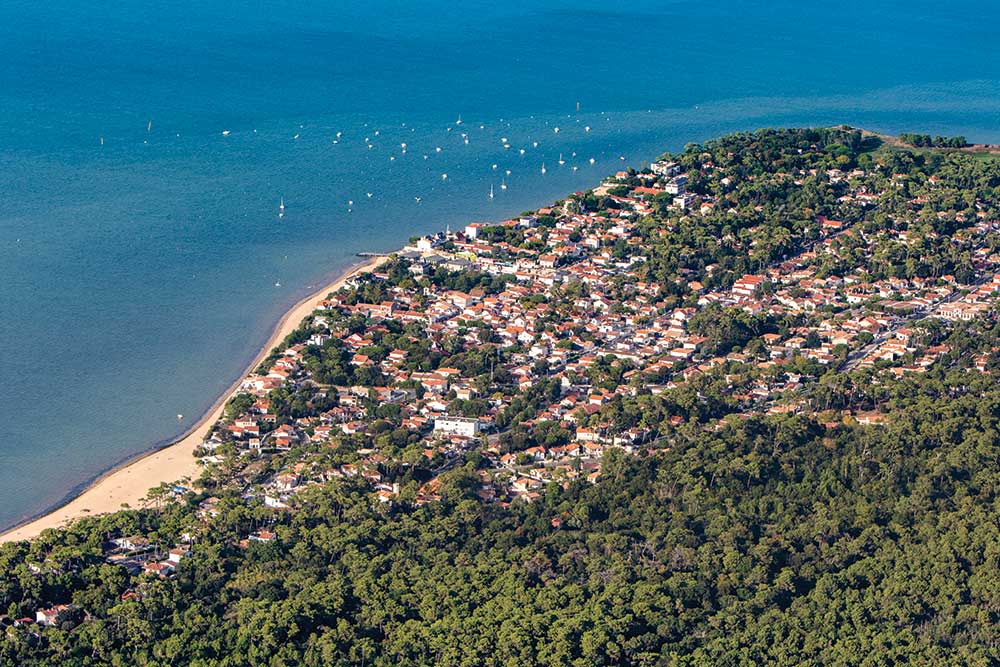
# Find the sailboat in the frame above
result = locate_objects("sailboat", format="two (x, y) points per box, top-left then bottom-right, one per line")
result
(489, 184), (494, 200)
(279, 197), (285, 218)
(455, 114), (463, 125)
(541, 163), (547, 174)
(500, 179), (507, 191)
(558, 153), (565, 165)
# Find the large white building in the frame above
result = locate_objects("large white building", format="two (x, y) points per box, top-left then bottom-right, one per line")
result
(433, 416), (484, 438)
(650, 160), (680, 178)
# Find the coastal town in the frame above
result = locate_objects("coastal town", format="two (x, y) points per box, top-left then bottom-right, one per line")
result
(67, 127), (998, 582)
(6, 128), (1000, 659)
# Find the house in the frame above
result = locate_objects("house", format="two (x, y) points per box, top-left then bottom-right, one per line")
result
(464, 222), (488, 239)
(274, 473), (301, 491)
(264, 495), (290, 509)
(143, 561), (175, 578)
(111, 536), (151, 551)
(249, 529), (276, 543)
(167, 547), (191, 564)
(732, 274), (765, 297)
(35, 604), (78, 627)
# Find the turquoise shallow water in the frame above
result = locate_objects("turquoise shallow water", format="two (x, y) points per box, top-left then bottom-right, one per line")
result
(2, 0), (1000, 530)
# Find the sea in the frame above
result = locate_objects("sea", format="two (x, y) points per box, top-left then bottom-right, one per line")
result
(2, 0), (999, 531)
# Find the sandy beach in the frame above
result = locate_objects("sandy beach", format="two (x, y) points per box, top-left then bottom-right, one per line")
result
(0, 255), (385, 543)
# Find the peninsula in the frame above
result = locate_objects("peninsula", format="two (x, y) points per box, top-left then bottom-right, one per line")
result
(4, 127), (1000, 665)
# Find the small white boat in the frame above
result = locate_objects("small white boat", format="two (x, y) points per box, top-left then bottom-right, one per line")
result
(489, 184), (494, 199)
(222, 130), (231, 136)
(500, 180), (507, 190)
(541, 163), (546, 174)
(558, 153), (565, 165)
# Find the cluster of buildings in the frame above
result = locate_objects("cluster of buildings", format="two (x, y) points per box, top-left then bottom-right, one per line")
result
(182, 149), (1000, 515)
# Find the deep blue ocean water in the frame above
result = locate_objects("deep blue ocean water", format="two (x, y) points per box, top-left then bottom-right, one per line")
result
(2, 0), (999, 530)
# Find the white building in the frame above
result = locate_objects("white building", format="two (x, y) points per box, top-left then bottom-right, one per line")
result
(665, 174), (688, 195)
(433, 416), (484, 438)
(650, 161), (680, 178)
(465, 222), (487, 239)
(673, 193), (695, 209)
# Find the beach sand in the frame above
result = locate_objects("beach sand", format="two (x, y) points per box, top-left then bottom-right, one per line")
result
(0, 256), (385, 543)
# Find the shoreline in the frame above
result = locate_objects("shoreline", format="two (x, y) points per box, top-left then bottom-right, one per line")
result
(0, 255), (386, 543)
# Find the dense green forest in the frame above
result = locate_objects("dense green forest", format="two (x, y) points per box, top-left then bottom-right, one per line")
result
(5, 127), (1000, 665)
(5, 366), (1000, 666)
